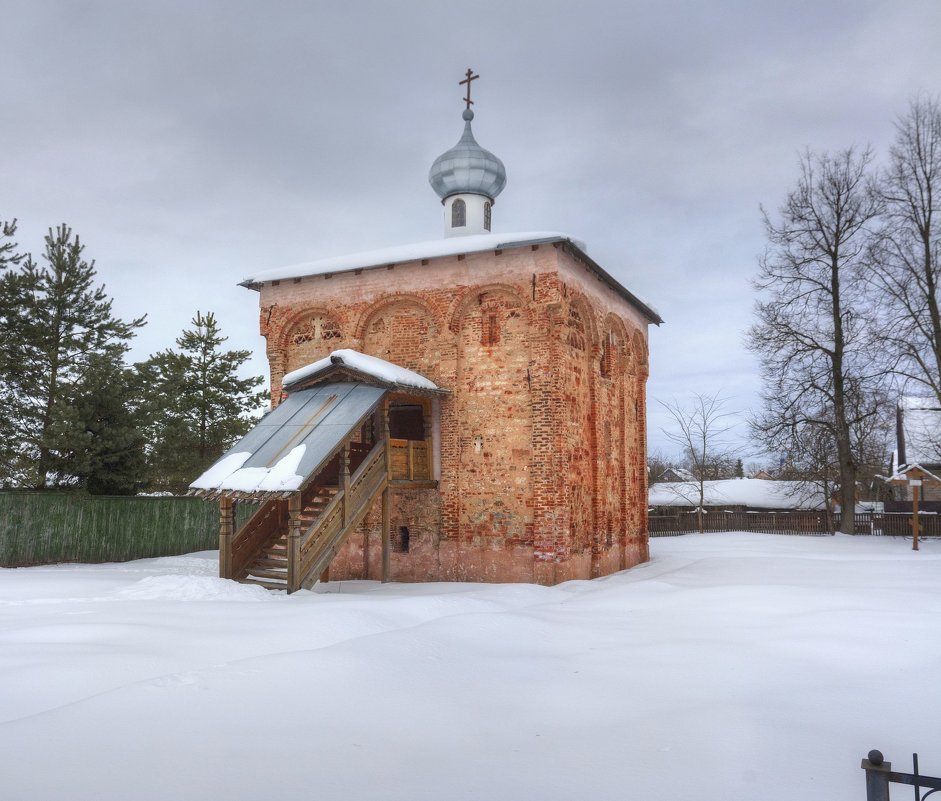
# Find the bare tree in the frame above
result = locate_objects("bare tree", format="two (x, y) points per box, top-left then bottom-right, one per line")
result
(775, 421), (840, 530)
(869, 97), (941, 404)
(659, 392), (737, 533)
(647, 448), (673, 485)
(748, 148), (885, 533)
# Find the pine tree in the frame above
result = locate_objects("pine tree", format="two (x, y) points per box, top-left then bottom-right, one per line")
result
(0, 225), (146, 487)
(51, 353), (150, 495)
(0, 218), (24, 271)
(140, 311), (265, 493)
(0, 218), (27, 481)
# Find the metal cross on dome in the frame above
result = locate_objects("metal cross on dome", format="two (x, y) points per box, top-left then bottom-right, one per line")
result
(459, 68), (479, 109)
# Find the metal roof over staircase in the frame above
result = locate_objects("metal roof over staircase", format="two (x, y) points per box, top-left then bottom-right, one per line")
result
(189, 382), (386, 499)
(189, 350), (447, 501)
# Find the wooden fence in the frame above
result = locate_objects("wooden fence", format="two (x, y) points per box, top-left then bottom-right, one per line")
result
(0, 491), (252, 567)
(648, 510), (941, 537)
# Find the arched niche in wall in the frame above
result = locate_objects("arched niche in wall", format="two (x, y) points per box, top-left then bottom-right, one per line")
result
(455, 286), (533, 547)
(283, 310), (344, 373)
(600, 315), (629, 380)
(632, 330), (648, 373)
(358, 296), (438, 374)
(561, 293), (598, 556)
(599, 314), (631, 554)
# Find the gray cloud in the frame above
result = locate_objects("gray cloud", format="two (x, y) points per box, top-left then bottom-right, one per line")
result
(4, 0), (939, 457)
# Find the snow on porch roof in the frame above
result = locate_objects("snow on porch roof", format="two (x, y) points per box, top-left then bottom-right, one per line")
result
(282, 349), (444, 394)
(189, 382), (386, 498)
(239, 231), (663, 325)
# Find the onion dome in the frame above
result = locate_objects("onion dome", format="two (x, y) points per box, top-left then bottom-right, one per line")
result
(429, 110), (507, 202)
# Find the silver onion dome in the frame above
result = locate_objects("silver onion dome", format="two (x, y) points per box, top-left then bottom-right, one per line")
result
(429, 109), (507, 202)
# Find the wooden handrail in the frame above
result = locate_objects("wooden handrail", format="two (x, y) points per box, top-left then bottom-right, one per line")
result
(227, 498), (282, 578)
(293, 438), (388, 591)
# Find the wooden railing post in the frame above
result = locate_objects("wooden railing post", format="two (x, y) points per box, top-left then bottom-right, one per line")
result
(219, 496), (235, 578)
(382, 485), (391, 583)
(341, 441), (351, 527)
(382, 398), (392, 583)
(423, 406), (433, 480)
(287, 494), (302, 592)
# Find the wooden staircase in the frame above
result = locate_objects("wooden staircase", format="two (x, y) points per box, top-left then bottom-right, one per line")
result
(220, 437), (389, 593)
(239, 485), (339, 590)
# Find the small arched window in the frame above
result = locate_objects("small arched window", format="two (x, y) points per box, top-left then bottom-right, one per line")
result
(484, 201), (492, 231)
(451, 198), (466, 228)
(394, 526), (410, 553)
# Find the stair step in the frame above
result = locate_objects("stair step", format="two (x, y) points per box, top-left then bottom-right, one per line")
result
(253, 557), (288, 569)
(248, 567), (289, 580)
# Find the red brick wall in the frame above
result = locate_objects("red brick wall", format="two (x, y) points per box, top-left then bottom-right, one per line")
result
(256, 243), (651, 584)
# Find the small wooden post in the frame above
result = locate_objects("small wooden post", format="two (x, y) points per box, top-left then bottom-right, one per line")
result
(219, 496), (234, 579)
(382, 397), (393, 583)
(341, 440), (351, 526)
(287, 494), (302, 592)
(381, 485), (391, 583)
(423, 402), (434, 481)
(383, 398), (393, 477)
(888, 466), (939, 552)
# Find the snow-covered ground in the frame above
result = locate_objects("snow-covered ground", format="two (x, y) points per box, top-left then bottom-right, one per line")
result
(1, 533), (939, 801)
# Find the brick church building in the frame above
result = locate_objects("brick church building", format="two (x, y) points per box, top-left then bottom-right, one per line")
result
(192, 76), (661, 589)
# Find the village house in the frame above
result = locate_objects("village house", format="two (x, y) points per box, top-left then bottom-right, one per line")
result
(895, 396), (941, 502)
(191, 74), (661, 590)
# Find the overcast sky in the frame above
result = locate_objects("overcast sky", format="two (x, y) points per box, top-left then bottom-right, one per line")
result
(4, 0), (940, 458)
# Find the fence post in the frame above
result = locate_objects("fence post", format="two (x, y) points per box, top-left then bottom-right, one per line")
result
(861, 750), (891, 801)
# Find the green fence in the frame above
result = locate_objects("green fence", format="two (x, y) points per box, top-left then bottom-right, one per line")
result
(0, 491), (255, 567)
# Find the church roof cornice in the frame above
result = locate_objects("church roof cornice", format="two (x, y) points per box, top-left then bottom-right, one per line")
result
(240, 231), (663, 325)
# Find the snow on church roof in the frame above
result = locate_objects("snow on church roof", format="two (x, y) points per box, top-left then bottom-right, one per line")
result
(282, 349), (440, 392)
(240, 231), (663, 324)
(242, 232), (581, 284)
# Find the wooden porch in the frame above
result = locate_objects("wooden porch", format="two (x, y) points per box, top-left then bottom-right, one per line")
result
(216, 396), (436, 592)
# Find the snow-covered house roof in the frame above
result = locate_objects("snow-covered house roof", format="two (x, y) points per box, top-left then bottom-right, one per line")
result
(660, 467), (694, 482)
(240, 232), (663, 325)
(885, 459), (941, 487)
(282, 350), (446, 396)
(898, 396), (941, 467)
(648, 478), (827, 510)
